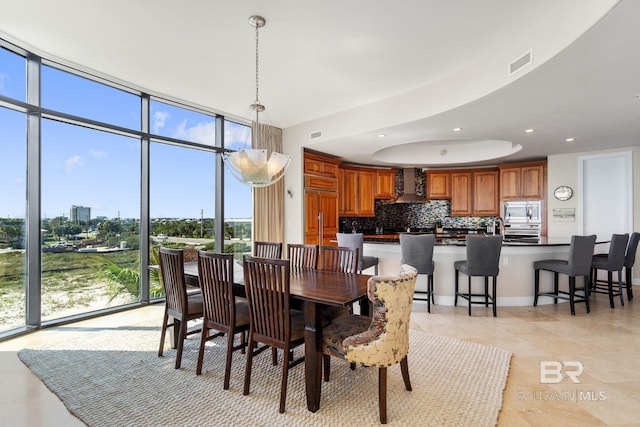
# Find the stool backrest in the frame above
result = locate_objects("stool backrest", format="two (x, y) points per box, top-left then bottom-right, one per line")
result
(625, 232), (640, 268)
(567, 235), (597, 276)
(465, 235), (502, 276)
(399, 233), (435, 275)
(336, 232), (365, 271)
(606, 233), (629, 271)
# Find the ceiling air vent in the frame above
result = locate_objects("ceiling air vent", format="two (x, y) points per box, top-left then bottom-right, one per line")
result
(310, 130), (322, 139)
(509, 49), (533, 76)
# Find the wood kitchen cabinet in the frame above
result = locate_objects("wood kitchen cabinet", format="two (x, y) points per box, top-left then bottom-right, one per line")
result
(304, 151), (340, 246)
(450, 172), (472, 216)
(339, 167), (375, 217)
(473, 169), (499, 216)
(375, 169), (396, 199)
(426, 171), (451, 199)
(304, 189), (338, 247)
(499, 161), (546, 200)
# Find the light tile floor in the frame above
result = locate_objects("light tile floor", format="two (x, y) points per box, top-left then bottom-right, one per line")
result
(1, 295), (639, 426)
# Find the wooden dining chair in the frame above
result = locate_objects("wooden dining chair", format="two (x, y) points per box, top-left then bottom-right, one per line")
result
(320, 246), (359, 320)
(287, 243), (318, 270)
(242, 256), (305, 413)
(158, 247), (203, 369)
(322, 264), (418, 424)
(253, 241), (283, 259)
(320, 245), (359, 273)
(196, 251), (250, 388)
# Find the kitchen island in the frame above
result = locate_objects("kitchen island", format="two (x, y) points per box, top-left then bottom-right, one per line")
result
(359, 236), (609, 309)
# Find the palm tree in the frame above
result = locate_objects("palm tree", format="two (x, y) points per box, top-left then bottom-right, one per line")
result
(98, 246), (164, 301)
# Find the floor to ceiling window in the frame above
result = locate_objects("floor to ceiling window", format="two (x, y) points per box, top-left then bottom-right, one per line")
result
(224, 120), (253, 260)
(0, 47), (27, 333)
(0, 38), (253, 337)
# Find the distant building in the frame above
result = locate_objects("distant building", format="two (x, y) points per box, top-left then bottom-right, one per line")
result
(70, 205), (91, 223)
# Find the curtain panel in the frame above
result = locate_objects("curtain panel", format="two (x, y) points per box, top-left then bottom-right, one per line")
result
(252, 122), (285, 243)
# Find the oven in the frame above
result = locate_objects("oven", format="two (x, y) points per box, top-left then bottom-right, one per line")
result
(502, 201), (542, 242)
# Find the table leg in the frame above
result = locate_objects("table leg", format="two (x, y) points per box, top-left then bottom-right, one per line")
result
(304, 301), (322, 412)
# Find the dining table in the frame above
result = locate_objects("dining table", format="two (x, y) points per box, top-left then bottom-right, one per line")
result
(150, 260), (371, 412)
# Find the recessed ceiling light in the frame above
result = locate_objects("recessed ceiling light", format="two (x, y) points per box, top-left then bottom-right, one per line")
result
(378, 134), (385, 138)
(525, 128), (534, 133)
(453, 127), (462, 132)
(565, 137), (575, 143)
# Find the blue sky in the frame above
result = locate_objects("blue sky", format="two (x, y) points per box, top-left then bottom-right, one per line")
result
(0, 48), (252, 220)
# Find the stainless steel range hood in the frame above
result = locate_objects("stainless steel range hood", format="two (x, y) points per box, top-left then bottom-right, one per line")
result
(395, 168), (427, 203)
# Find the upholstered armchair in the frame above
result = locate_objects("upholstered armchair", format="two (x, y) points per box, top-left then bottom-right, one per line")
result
(322, 264), (418, 424)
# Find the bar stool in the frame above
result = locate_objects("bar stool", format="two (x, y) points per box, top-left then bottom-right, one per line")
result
(400, 233), (435, 312)
(336, 233), (379, 274)
(454, 235), (503, 317)
(534, 235), (596, 315)
(590, 233), (629, 308)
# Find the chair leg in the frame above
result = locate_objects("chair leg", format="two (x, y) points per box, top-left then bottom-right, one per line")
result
(279, 346), (291, 413)
(454, 269), (459, 306)
(568, 277), (576, 316)
(196, 326), (209, 375)
(243, 338), (255, 396)
(467, 276), (472, 316)
(553, 272), (559, 303)
(584, 275), (591, 314)
(223, 330), (235, 389)
(626, 267), (634, 300)
(492, 276), (497, 317)
(158, 310), (169, 357)
(534, 269), (540, 306)
(430, 274), (435, 306)
(323, 354), (331, 382)
(272, 347), (278, 365)
(379, 366), (388, 424)
(608, 271), (615, 308)
(427, 274), (432, 313)
(617, 269), (625, 307)
(484, 277), (489, 307)
(400, 356), (412, 391)
(175, 318), (187, 369)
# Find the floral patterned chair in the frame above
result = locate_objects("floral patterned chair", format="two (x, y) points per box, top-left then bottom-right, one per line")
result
(322, 264), (418, 424)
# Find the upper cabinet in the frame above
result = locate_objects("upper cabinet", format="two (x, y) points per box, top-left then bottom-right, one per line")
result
(473, 169), (499, 216)
(304, 152), (339, 178)
(339, 167), (375, 216)
(498, 161), (546, 200)
(427, 168), (499, 216)
(375, 169), (396, 199)
(426, 171), (451, 199)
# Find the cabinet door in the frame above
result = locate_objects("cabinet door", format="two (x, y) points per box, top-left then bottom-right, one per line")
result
(375, 169), (396, 198)
(319, 191), (338, 239)
(341, 169), (358, 216)
(427, 172), (450, 198)
(357, 170), (376, 216)
(499, 167), (521, 200)
(450, 172), (472, 216)
(521, 165), (544, 199)
(473, 170), (499, 216)
(304, 190), (320, 244)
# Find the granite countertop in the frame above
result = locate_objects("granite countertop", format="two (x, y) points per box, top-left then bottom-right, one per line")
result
(362, 234), (602, 247)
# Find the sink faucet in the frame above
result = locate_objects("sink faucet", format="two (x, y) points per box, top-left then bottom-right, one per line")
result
(492, 217), (504, 237)
(351, 221), (358, 233)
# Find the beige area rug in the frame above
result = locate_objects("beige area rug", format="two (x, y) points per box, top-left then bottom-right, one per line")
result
(18, 325), (511, 426)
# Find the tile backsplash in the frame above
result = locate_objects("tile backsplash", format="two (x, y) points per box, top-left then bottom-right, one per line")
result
(340, 199), (495, 232)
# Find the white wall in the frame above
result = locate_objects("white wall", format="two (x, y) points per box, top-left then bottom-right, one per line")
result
(547, 145), (640, 237)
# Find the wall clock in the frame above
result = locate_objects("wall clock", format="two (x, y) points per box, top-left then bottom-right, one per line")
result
(554, 186), (573, 201)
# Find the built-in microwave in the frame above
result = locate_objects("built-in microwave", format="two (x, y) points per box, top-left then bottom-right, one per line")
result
(503, 200), (542, 224)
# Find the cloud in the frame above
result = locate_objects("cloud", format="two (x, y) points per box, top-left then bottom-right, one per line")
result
(152, 111), (169, 133)
(90, 149), (107, 159)
(174, 120), (216, 145)
(64, 155), (84, 173)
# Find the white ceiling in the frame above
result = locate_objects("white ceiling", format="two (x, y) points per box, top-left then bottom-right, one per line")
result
(1, 0), (639, 167)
